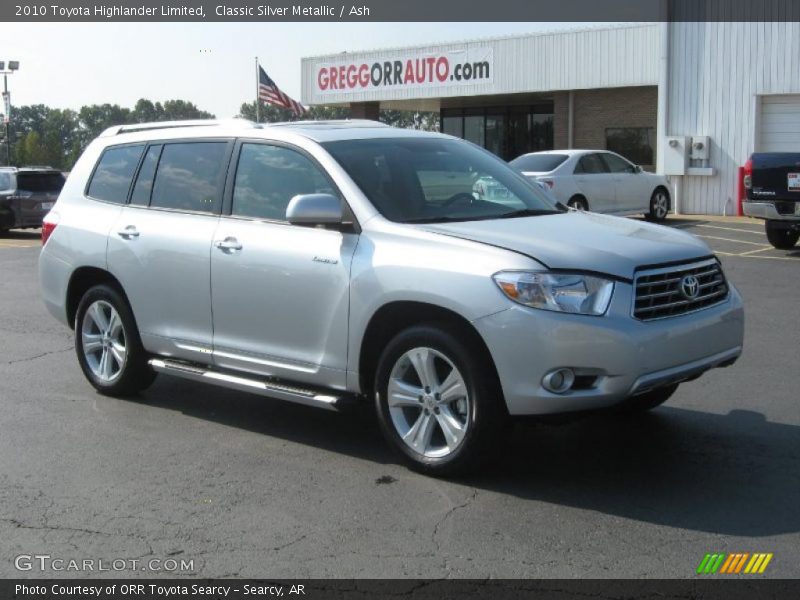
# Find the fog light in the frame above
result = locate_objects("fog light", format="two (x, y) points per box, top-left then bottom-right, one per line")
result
(542, 368), (575, 394)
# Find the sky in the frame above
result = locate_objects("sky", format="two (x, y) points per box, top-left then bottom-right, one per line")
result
(2, 22), (587, 118)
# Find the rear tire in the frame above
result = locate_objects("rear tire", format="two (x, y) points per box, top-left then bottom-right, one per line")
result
(765, 221), (799, 249)
(374, 323), (506, 477)
(616, 384), (678, 413)
(567, 196), (588, 211)
(74, 284), (157, 397)
(646, 188), (670, 222)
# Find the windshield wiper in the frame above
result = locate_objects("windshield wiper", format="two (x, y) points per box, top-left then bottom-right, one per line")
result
(496, 208), (561, 219)
(400, 216), (473, 224)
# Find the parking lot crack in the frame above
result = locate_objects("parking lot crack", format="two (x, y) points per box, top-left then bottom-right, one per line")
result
(272, 533), (307, 553)
(6, 346), (73, 365)
(431, 488), (478, 555)
(0, 516), (154, 554)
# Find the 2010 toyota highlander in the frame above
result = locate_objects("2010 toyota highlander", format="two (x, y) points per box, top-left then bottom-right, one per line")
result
(39, 120), (744, 475)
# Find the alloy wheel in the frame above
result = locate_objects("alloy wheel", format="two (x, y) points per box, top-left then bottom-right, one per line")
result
(652, 191), (669, 219)
(387, 346), (470, 458)
(81, 300), (127, 382)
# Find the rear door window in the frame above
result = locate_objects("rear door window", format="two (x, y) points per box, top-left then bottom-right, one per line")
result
(87, 145), (144, 203)
(150, 142), (228, 213)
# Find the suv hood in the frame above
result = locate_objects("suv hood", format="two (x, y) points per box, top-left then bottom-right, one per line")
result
(418, 211), (712, 280)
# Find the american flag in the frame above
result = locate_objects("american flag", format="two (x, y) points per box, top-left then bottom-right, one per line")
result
(258, 65), (306, 116)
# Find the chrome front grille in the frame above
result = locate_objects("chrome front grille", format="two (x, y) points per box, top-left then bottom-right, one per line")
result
(633, 258), (728, 320)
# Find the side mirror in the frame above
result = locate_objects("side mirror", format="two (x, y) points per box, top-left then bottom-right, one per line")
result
(286, 193), (343, 226)
(633, 165), (643, 173)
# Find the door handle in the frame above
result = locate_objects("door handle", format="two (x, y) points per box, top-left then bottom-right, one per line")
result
(213, 237), (243, 252)
(117, 226), (140, 239)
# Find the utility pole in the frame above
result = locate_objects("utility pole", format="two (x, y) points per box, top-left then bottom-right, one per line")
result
(3, 74), (10, 166)
(0, 61), (20, 167)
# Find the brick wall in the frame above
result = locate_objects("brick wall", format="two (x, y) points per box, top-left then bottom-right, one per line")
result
(552, 91), (569, 150)
(571, 85), (658, 168)
(551, 86), (657, 168)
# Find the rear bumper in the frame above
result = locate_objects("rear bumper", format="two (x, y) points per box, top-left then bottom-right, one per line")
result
(742, 201), (800, 222)
(474, 282), (744, 416)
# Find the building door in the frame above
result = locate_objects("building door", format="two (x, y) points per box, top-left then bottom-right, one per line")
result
(759, 95), (800, 152)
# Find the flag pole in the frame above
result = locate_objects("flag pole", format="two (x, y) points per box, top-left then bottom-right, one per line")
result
(255, 57), (260, 123)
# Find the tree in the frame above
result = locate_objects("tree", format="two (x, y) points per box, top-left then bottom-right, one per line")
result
(8, 99), (216, 169)
(237, 101), (437, 131)
(16, 131), (49, 166)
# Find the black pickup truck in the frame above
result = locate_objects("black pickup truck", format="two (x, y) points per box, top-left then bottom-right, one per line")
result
(742, 153), (800, 249)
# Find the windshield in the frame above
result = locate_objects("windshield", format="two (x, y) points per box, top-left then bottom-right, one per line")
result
(323, 137), (561, 223)
(509, 153), (568, 173)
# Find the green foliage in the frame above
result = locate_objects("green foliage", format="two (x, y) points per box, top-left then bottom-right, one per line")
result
(5, 97), (440, 170)
(7, 99), (214, 170)
(238, 101), (440, 131)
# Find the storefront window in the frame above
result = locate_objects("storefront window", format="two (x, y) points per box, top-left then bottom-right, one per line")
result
(441, 104), (553, 160)
(605, 127), (655, 166)
(464, 115), (485, 147)
(442, 116), (463, 138)
(531, 114), (554, 152)
(485, 114), (505, 157)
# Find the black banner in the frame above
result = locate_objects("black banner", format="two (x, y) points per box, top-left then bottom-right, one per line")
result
(3, 580), (800, 600)
(2, 0), (800, 22)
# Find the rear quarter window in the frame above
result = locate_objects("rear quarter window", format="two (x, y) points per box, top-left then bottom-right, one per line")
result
(87, 145), (145, 203)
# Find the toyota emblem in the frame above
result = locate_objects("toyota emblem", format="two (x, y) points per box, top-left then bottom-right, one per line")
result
(680, 274), (700, 300)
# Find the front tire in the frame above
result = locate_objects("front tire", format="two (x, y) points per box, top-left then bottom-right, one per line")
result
(374, 323), (506, 476)
(74, 284), (157, 397)
(646, 188), (670, 222)
(616, 384), (678, 413)
(765, 221), (799, 249)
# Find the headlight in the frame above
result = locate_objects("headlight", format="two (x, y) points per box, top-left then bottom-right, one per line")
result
(493, 271), (614, 316)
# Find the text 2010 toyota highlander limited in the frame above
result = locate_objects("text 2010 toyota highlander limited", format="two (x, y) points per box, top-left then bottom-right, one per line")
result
(39, 120), (744, 475)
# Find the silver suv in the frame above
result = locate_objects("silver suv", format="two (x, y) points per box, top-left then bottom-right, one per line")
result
(39, 120), (744, 475)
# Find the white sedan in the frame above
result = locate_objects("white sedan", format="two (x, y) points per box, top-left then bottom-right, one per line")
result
(510, 150), (672, 221)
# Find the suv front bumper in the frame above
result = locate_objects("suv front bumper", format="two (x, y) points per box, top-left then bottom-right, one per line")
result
(473, 282), (744, 416)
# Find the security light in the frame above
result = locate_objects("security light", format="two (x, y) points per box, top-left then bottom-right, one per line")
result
(8, 61), (19, 71)
(0, 62), (4, 71)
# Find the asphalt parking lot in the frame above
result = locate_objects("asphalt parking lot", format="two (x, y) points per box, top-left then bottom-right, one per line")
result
(0, 216), (798, 579)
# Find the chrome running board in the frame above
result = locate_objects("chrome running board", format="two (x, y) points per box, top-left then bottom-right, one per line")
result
(148, 358), (355, 412)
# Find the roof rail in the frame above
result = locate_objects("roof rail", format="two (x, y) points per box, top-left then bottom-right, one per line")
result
(266, 119), (391, 128)
(99, 118), (260, 137)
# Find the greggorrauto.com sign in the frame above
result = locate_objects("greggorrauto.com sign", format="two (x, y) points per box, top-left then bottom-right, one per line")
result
(314, 47), (493, 94)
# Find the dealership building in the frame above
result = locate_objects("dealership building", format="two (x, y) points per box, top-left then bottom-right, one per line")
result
(301, 22), (800, 215)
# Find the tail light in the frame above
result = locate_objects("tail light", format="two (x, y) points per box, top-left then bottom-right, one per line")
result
(743, 158), (752, 190)
(42, 213), (59, 246)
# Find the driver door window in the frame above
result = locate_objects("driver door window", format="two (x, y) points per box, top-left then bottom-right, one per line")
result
(232, 143), (335, 221)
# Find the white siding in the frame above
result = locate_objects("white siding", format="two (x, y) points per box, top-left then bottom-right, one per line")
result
(301, 24), (659, 105)
(667, 22), (800, 214)
(759, 95), (800, 152)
